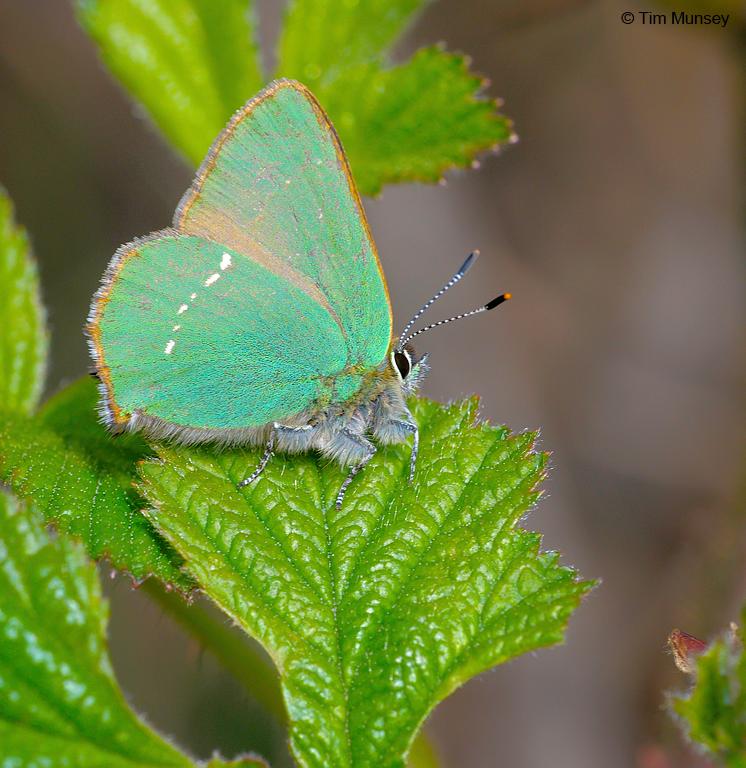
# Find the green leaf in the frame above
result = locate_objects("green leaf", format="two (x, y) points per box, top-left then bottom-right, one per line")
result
(143, 580), (441, 767)
(406, 731), (441, 768)
(39, 376), (151, 481)
(671, 619), (746, 767)
(139, 397), (592, 768)
(0, 187), (47, 414)
(0, 490), (266, 768)
(0, 377), (189, 589)
(76, 0), (264, 165)
(278, 0), (427, 81)
(311, 47), (513, 194)
(276, 0), (513, 195)
(78, 0), (513, 195)
(0, 490), (188, 767)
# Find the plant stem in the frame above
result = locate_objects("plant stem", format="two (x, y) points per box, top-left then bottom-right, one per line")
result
(142, 579), (286, 724)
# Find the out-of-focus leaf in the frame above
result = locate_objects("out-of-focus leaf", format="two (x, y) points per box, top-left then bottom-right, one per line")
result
(76, 0), (264, 164)
(140, 397), (593, 768)
(671, 617), (746, 767)
(0, 378), (189, 589)
(78, 0), (513, 195)
(0, 188), (47, 414)
(278, 0), (427, 81)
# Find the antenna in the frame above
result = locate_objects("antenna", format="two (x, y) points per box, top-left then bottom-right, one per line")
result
(400, 293), (512, 346)
(397, 251), (479, 349)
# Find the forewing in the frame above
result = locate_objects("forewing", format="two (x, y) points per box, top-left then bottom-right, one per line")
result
(176, 79), (392, 370)
(88, 231), (349, 431)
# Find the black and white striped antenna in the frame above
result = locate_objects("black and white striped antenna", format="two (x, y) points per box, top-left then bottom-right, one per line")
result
(397, 251), (511, 349)
(396, 251), (479, 348)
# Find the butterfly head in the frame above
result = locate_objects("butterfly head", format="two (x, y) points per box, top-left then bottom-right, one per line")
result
(390, 344), (430, 394)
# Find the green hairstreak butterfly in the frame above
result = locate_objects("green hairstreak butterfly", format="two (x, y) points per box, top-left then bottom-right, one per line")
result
(87, 79), (510, 507)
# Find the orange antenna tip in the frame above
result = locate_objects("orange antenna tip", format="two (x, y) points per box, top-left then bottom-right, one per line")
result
(484, 293), (511, 311)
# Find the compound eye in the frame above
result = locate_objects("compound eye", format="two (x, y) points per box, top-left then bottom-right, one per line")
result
(394, 351), (411, 379)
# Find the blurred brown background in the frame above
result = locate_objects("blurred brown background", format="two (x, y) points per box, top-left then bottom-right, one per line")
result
(1, 0), (744, 766)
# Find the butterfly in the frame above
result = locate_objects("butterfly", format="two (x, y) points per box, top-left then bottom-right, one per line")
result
(87, 79), (510, 508)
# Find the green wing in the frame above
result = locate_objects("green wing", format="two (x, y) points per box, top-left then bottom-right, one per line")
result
(175, 79), (392, 371)
(88, 232), (361, 431)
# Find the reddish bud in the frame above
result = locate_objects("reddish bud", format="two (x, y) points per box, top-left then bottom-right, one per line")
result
(668, 629), (707, 674)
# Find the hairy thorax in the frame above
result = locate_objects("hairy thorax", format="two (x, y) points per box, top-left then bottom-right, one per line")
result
(274, 354), (418, 466)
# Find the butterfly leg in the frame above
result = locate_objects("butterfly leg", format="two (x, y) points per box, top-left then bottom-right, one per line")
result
(273, 422), (315, 450)
(237, 433), (275, 489)
(335, 428), (377, 509)
(390, 420), (418, 483)
(370, 397), (419, 484)
(237, 423), (314, 489)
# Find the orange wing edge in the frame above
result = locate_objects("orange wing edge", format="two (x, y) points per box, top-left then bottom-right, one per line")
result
(85, 228), (179, 430)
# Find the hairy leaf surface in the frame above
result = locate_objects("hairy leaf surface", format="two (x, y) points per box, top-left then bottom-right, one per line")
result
(311, 47), (513, 194)
(0, 491), (264, 767)
(0, 378), (188, 588)
(0, 188), (47, 414)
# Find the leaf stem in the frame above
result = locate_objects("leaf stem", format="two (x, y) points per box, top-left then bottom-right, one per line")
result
(142, 579), (286, 724)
